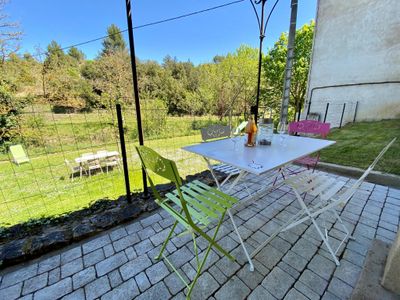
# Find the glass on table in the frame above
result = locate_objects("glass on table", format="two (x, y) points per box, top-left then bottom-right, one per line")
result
(230, 128), (241, 150)
(277, 121), (288, 146)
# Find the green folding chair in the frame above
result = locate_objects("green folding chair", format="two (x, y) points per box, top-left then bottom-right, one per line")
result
(9, 144), (30, 165)
(136, 146), (237, 299)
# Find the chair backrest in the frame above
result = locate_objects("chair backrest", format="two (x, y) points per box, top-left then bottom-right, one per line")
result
(64, 159), (74, 171)
(233, 121), (248, 135)
(201, 125), (231, 142)
(136, 146), (182, 185)
(9, 144), (29, 164)
(288, 120), (330, 138)
(342, 138), (397, 202)
(136, 146), (196, 225)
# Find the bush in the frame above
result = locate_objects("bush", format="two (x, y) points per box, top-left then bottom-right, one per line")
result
(141, 99), (168, 138)
(52, 105), (76, 114)
(191, 118), (225, 130)
(0, 84), (22, 151)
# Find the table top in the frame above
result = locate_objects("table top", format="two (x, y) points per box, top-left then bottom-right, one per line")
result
(183, 134), (335, 175)
(75, 151), (119, 164)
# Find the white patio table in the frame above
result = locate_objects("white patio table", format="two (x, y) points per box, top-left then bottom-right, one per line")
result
(75, 151), (119, 164)
(183, 134), (335, 271)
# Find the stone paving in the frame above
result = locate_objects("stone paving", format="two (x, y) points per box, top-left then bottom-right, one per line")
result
(0, 168), (399, 300)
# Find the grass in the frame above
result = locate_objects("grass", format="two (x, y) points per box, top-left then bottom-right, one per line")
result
(0, 107), (228, 227)
(320, 119), (400, 175)
(1, 109), (398, 228)
(0, 134), (207, 227)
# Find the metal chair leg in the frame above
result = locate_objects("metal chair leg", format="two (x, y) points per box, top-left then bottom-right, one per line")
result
(186, 212), (231, 298)
(155, 220), (179, 260)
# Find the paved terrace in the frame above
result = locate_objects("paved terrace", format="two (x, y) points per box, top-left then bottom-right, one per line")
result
(0, 168), (399, 300)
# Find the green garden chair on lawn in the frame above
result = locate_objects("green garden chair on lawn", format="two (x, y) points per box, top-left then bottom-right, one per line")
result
(136, 145), (237, 299)
(9, 144), (30, 165)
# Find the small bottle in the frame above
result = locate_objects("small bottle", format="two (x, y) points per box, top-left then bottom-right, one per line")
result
(245, 115), (257, 147)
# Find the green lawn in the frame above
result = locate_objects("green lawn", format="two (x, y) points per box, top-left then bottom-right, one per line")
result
(1, 109), (238, 227)
(320, 119), (400, 175)
(0, 134), (207, 227)
(1, 111), (398, 228)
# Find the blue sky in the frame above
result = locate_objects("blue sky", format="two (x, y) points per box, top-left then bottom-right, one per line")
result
(7, 0), (317, 64)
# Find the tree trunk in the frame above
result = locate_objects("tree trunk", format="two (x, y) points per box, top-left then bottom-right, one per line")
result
(279, 0), (298, 124)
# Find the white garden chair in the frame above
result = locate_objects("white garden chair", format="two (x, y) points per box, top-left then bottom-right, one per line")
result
(86, 159), (103, 176)
(65, 159), (86, 181)
(200, 124), (251, 197)
(253, 138), (396, 266)
(104, 156), (121, 173)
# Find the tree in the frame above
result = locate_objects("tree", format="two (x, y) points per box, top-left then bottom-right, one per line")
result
(0, 0), (22, 64)
(68, 46), (85, 63)
(0, 79), (23, 150)
(262, 22), (315, 120)
(91, 50), (133, 108)
(101, 24), (126, 56)
(195, 45), (258, 118)
(42, 41), (88, 110)
(44, 40), (66, 70)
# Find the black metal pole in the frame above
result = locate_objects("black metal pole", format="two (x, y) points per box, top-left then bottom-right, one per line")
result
(323, 102), (329, 123)
(125, 0), (148, 196)
(339, 103), (346, 128)
(297, 106), (301, 121)
(353, 101), (359, 123)
(306, 99), (311, 117)
(116, 104), (132, 203)
(254, 0), (266, 125)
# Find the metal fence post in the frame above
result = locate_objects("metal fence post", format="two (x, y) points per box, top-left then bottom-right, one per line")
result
(125, 0), (148, 196)
(323, 102), (330, 123)
(116, 104), (132, 203)
(339, 103), (346, 128)
(353, 101), (359, 123)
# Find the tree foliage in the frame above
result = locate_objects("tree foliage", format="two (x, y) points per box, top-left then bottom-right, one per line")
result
(1, 17), (315, 144)
(0, 0), (22, 64)
(101, 24), (126, 56)
(193, 45), (258, 119)
(262, 21), (315, 120)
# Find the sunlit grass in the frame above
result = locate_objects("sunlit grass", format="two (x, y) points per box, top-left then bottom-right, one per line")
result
(321, 119), (400, 175)
(0, 134), (207, 227)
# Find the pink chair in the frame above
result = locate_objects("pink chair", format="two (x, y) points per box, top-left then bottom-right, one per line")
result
(288, 120), (330, 172)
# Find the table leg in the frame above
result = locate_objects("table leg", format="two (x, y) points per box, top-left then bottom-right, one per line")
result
(228, 208), (254, 271)
(203, 157), (221, 189)
(225, 170), (248, 194)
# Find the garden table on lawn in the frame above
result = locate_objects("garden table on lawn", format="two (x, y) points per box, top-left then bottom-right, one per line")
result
(75, 151), (120, 164)
(183, 134), (335, 271)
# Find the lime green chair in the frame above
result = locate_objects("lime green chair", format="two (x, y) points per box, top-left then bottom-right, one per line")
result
(136, 146), (237, 298)
(9, 144), (30, 165)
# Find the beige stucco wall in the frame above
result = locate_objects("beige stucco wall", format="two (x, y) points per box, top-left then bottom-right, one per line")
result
(304, 0), (400, 126)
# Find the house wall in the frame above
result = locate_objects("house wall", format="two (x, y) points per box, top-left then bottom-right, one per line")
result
(304, 0), (400, 126)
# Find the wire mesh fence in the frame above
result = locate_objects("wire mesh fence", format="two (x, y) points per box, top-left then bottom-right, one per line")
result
(0, 102), (243, 227)
(306, 101), (358, 128)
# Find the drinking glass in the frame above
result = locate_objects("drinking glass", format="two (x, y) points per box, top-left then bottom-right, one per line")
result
(277, 122), (288, 146)
(230, 129), (240, 150)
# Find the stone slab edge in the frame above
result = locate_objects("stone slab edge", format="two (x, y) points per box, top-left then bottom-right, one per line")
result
(315, 162), (400, 189)
(351, 239), (399, 300)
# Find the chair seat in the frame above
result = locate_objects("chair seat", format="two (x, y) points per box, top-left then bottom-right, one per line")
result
(160, 180), (238, 230)
(294, 156), (318, 167)
(212, 163), (241, 176)
(285, 171), (347, 200)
